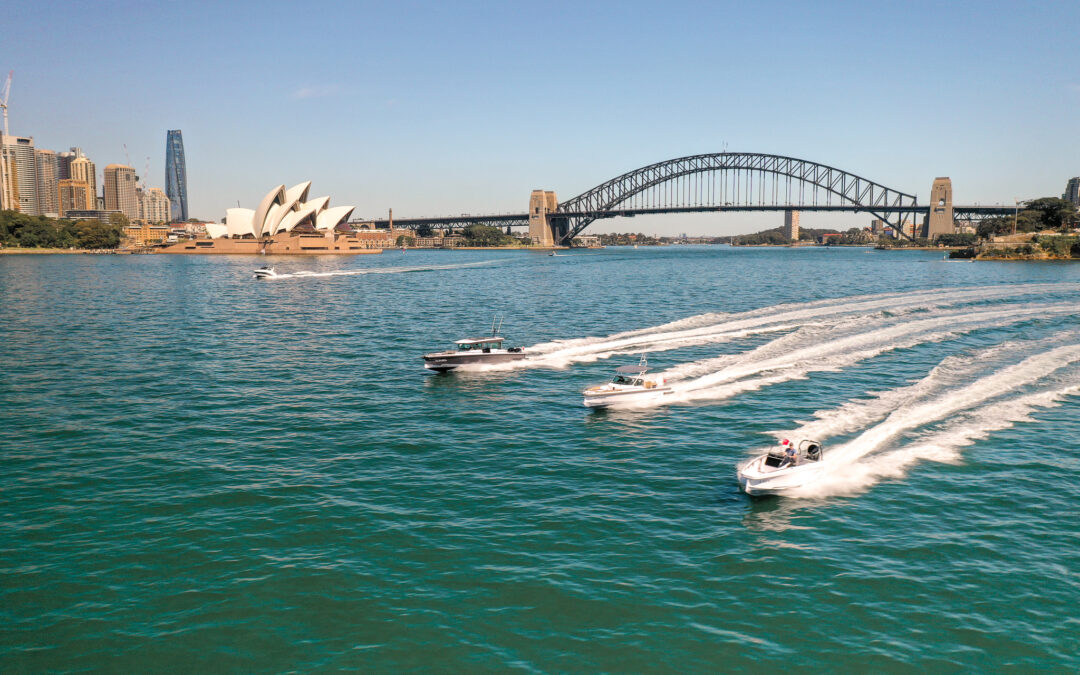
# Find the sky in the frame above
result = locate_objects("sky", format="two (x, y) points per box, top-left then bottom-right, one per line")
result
(7, 0), (1079, 234)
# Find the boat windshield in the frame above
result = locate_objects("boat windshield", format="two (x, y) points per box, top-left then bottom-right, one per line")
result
(458, 341), (500, 351)
(611, 375), (631, 385)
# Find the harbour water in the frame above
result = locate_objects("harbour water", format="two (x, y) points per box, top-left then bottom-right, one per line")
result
(2, 246), (1079, 671)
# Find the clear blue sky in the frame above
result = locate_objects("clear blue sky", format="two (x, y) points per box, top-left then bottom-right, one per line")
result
(9, 0), (1079, 234)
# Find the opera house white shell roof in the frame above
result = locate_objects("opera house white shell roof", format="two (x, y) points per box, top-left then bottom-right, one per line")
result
(211, 181), (355, 239)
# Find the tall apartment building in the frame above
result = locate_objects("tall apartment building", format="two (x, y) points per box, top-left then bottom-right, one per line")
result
(104, 164), (138, 220)
(1065, 177), (1080, 207)
(165, 130), (188, 221)
(69, 154), (97, 206)
(57, 147), (84, 180)
(0, 143), (13, 211)
(783, 209), (800, 242)
(137, 187), (171, 223)
(2, 135), (39, 215)
(35, 149), (60, 217)
(58, 179), (94, 216)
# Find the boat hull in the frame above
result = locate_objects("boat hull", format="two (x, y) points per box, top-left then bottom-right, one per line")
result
(582, 387), (673, 408)
(738, 455), (826, 496)
(422, 351), (527, 372)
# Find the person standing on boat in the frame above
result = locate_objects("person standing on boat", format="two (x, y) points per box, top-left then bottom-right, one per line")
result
(778, 439), (798, 469)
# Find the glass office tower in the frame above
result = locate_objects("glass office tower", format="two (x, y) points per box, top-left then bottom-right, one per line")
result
(165, 130), (188, 222)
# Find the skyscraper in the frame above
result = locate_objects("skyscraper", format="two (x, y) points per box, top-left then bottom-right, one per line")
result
(165, 130), (187, 222)
(69, 153), (97, 206)
(1065, 177), (1080, 207)
(35, 148), (59, 217)
(57, 147), (83, 181)
(104, 164), (138, 220)
(137, 187), (171, 223)
(58, 179), (93, 216)
(2, 135), (39, 215)
(783, 209), (800, 242)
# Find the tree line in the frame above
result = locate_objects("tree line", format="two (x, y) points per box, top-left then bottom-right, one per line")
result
(973, 198), (1078, 239)
(0, 210), (129, 250)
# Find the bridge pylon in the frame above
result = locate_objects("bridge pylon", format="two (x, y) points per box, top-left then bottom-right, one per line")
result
(926, 177), (953, 239)
(529, 190), (559, 246)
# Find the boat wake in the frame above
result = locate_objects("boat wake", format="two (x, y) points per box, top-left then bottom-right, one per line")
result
(484, 283), (1080, 371)
(761, 335), (1080, 498)
(657, 303), (1079, 406)
(256, 260), (497, 279)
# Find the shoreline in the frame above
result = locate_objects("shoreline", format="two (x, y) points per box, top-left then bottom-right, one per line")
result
(0, 246), (590, 255)
(0, 248), (133, 255)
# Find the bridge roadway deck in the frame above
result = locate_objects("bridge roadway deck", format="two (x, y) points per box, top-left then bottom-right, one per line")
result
(367, 204), (1014, 229)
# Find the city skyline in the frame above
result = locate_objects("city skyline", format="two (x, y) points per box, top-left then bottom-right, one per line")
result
(4, 0), (1079, 234)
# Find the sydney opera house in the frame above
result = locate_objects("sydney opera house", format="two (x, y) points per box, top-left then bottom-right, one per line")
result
(161, 181), (386, 254)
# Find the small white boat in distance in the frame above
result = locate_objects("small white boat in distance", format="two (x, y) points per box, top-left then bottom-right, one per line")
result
(738, 439), (826, 496)
(253, 266), (278, 279)
(582, 354), (673, 408)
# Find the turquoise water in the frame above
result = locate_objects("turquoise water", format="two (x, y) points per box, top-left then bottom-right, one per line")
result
(2, 247), (1079, 671)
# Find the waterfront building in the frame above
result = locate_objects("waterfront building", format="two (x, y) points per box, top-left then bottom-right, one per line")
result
(137, 187), (171, 223)
(783, 209), (800, 242)
(1065, 177), (1080, 207)
(870, 218), (885, 235)
(103, 164), (138, 220)
(925, 177), (954, 239)
(69, 154), (97, 207)
(162, 181), (378, 255)
(216, 181), (355, 238)
(63, 209), (122, 223)
(124, 222), (171, 246)
(35, 149), (60, 217)
(2, 135), (39, 215)
(165, 130), (187, 222)
(58, 179), (94, 216)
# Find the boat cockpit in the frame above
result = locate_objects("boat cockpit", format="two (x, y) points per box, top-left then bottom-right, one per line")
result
(455, 338), (514, 353)
(763, 440), (823, 468)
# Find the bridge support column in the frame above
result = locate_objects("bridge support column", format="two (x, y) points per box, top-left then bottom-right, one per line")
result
(529, 190), (558, 246)
(925, 177), (954, 239)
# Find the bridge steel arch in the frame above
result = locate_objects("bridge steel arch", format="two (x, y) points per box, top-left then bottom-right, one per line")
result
(550, 153), (920, 243)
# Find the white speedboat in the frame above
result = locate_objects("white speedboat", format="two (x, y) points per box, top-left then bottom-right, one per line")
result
(582, 355), (673, 408)
(738, 440), (826, 496)
(422, 317), (528, 372)
(253, 266), (278, 279)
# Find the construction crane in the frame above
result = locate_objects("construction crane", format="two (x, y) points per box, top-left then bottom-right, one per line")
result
(122, 143), (141, 191)
(0, 70), (12, 211)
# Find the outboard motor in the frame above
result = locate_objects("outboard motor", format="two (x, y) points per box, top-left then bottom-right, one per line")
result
(802, 440), (822, 461)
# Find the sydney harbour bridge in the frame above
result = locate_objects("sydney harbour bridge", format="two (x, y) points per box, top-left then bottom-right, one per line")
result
(368, 153), (1015, 243)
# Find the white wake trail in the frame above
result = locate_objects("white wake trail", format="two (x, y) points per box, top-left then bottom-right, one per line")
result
(800, 382), (1080, 498)
(262, 260), (497, 279)
(662, 304), (1079, 406)
(771, 342), (1080, 499)
(782, 340), (1041, 444)
(515, 283), (1080, 369)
